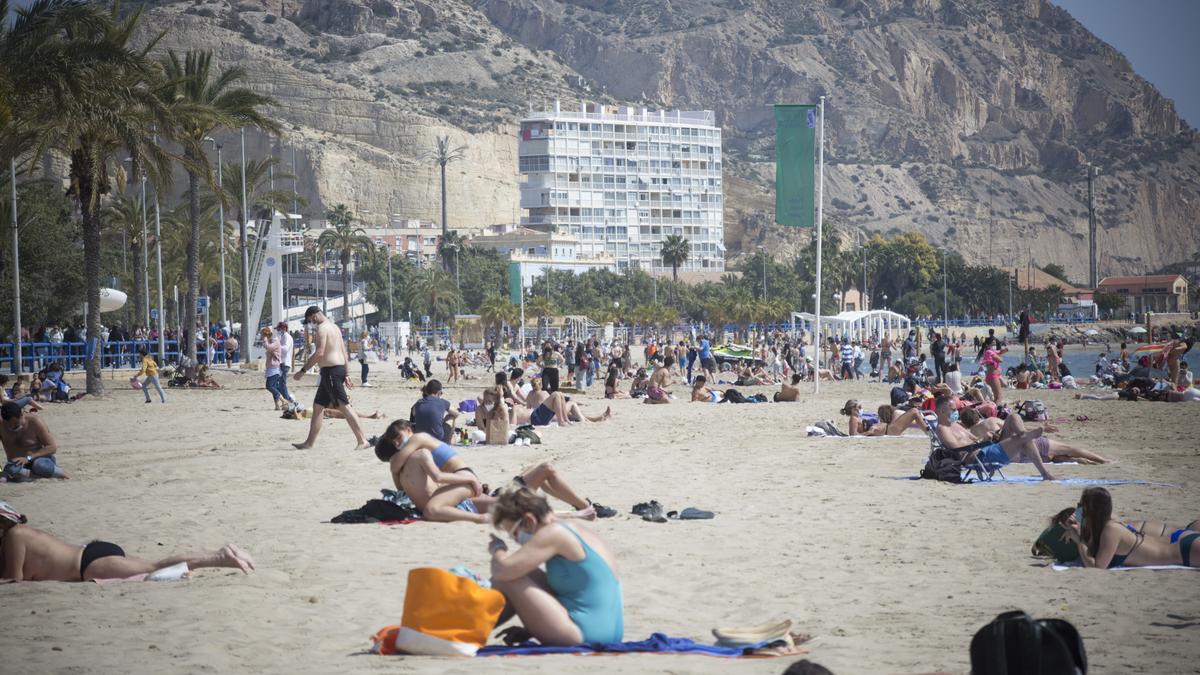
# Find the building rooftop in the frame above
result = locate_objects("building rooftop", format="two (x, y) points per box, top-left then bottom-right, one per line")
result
(522, 101), (716, 127)
(1097, 274), (1186, 287)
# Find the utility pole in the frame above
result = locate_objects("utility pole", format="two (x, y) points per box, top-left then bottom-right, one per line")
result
(10, 158), (21, 375)
(240, 127), (251, 364)
(1087, 163), (1098, 288)
(140, 176), (150, 327)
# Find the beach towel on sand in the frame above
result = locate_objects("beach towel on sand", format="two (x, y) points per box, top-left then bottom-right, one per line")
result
(893, 476), (1178, 487)
(1052, 562), (1198, 572)
(477, 633), (774, 657)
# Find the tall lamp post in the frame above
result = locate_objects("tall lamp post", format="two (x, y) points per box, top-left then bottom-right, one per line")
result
(9, 158), (21, 375)
(380, 243), (394, 323)
(759, 245), (767, 301)
(204, 138), (228, 327)
(239, 127), (250, 364)
(942, 247), (949, 335)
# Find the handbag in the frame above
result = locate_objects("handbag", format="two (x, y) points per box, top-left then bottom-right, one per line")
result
(371, 568), (505, 657)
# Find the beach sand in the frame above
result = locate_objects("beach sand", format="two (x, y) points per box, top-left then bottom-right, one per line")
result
(2, 364), (1197, 674)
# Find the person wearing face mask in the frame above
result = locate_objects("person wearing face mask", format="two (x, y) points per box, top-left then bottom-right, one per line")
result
(476, 386), (511, 445)
(0, 402), (69, 482)
(374, 420), (611, 524)
(932, 396), (1056, 480)
(487, 488), (623, 646)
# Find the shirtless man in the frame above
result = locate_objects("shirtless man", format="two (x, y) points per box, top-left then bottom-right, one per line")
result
(690, 376), (723, 402)
(292, 306), (368, 450)
(957, 407), (1112, 464)
(0, 501), (254, 581)
(373, 420), (609, 523)
(933, 396), (1056, 480)
(775, 374), (803, 402)
(1, 402), (68, 482)
(644, 355), (676, 404)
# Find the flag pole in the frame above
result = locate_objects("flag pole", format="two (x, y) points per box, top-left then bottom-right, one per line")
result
(814, 96), (825, 394)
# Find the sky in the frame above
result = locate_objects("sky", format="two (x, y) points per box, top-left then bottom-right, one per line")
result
(1052, 0), (1200, 128)
(7, 0), (1196, 126)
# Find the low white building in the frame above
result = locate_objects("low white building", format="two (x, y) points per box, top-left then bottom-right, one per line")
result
(468, 227), (617, 286)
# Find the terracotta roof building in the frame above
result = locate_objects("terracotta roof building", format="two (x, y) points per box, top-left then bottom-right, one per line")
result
(1095, 274), (1188, 313)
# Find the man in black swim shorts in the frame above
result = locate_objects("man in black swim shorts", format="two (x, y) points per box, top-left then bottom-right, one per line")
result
(292, 306), (369, 450)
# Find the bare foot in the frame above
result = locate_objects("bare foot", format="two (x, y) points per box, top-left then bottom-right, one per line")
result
(219, 544), (256, 573)
(292, 442), (313, 450)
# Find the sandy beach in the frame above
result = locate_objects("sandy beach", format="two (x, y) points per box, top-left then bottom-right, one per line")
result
(2, 363), (1197, 674)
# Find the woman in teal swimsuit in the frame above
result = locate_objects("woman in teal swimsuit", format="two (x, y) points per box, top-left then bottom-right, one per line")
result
(487, 488), (623, 646)
(1060, 487), (1200, 568)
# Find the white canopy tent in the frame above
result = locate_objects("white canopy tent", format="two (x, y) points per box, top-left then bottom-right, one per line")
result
(791, 310), (912, 344)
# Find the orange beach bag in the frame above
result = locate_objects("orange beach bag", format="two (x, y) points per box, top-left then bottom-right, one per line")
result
(371, 567), (505, 657)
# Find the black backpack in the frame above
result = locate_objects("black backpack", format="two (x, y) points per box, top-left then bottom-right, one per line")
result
(970, 610), (1087, 675)
(919, 444), (967, 483)
(722, 388), (747, 403)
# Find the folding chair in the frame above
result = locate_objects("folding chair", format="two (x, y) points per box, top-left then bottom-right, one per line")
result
(921, 416), (1006, 482)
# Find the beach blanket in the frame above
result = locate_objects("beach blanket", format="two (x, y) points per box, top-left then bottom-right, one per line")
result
(477, 633), (773, 658)
(893, 476), (1177, 487)
(1052, 562), (1197, 572)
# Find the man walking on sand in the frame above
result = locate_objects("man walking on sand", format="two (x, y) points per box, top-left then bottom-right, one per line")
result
(292, 306), (369, 450)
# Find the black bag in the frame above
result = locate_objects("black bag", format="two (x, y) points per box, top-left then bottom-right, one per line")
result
(919, 444), (967, 483)
(890, 386), (909, 407)
(722, 388), (747, 403)
(970, 610), (1087, 675)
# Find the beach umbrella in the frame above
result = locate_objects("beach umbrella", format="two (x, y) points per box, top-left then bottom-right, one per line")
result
(1128, 326), (1147, 334)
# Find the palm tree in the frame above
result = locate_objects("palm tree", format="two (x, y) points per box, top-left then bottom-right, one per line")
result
(527, 295), (555, 342)
(317, 221), (376, 323)
(405, 267), (461, 330)
(159, 49), (277, 363)
(424, 135), (466, 255)
(101, 193), (149, 327)
(45, 3), (174, 395)
(326, 203), (352, 227)
(660, 234), (690, 285)
(479, 294), (517, 345)
(437, 229), (465, 281)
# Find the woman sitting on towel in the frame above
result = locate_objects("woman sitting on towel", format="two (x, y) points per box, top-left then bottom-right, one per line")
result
(487, 488), (623, 646)
(1059, 487), (1200, 569)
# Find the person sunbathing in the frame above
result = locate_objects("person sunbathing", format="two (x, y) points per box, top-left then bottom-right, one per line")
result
(0, 501), (253, 581)
(628, 368), (650, 398)
(1059, 487), (1200, 568)
(690, 376), (723, 403)
(1045, 506), (1198, 542)
(486, 488), (623, 646)
(520, 392), (611, 427)
(774, 374), (802, 402)
(1, 401), (69, 482)
(324, 408), (385, 420)
(957, 408), (1112, 464)
(932, 396), (1056, 480)
(475, 386), (512, 445)
(603, 366), (629, 400)
(643, 356), (676, 404)
(374, 421), (605, 524)
(840, 400), (926, 436)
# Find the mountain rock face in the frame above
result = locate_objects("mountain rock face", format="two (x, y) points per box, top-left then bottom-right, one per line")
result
(139, 0), (1200, 280)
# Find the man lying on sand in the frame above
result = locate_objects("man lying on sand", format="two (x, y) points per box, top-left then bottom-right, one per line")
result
(1, 401), (68, 482)
(374, 420), (613, 523)
(933, 396), (1057, 481)
(0, 501), (254, 581)
(957, 408), (1113, 464)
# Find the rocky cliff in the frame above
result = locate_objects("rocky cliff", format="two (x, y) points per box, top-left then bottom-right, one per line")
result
(138, 0), (1200, 281)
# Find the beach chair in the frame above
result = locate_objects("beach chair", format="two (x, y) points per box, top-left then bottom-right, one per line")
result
(920, 417), (1005, 483)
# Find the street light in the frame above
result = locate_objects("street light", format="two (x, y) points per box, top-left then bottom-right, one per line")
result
(9, 158), (21, 375)
(759, 245), (767, 301)
(204, 137), (228, 327)
(239, 126), (250, 364)
(882, 293), (888, 310)
(942, 247), (948, 335)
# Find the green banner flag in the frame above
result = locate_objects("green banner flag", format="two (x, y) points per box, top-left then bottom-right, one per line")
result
(775, 104), (817, 227)
(509, 262), (523, 304)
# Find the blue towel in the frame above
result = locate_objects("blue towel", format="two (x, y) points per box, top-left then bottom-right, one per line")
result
(893, 476), (1177, 487)
(477, 633), (766, 658)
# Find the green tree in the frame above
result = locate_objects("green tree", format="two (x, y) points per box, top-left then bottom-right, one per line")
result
(159, 49), (277, 362)
(527, 295), (555, 341)
(317, 221), (376, 322)
(326, 203), (352, 227)
(101, 192), (150, 326)
(405, 267), (462, 329)
(0, 179), (84, 333)
(479, 294), (517, 345)
(1094, 292), (1124, 317)
(660, 234), (689, 285)
(1041, 263), (1069, 284)
(47, 3), (174, 394)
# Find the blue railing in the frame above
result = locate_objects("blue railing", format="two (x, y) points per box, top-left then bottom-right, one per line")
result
(0, 339), (241, 374)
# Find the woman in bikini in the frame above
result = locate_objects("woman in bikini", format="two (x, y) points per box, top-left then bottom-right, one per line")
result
(840, 400), (926, 436)
(1059, 487), (1200, 569)
(981, 345), (1007, 404)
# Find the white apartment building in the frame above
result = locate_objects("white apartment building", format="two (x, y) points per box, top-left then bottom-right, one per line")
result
(518, 101), (724, 273)
(468, 227), (618, 287)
